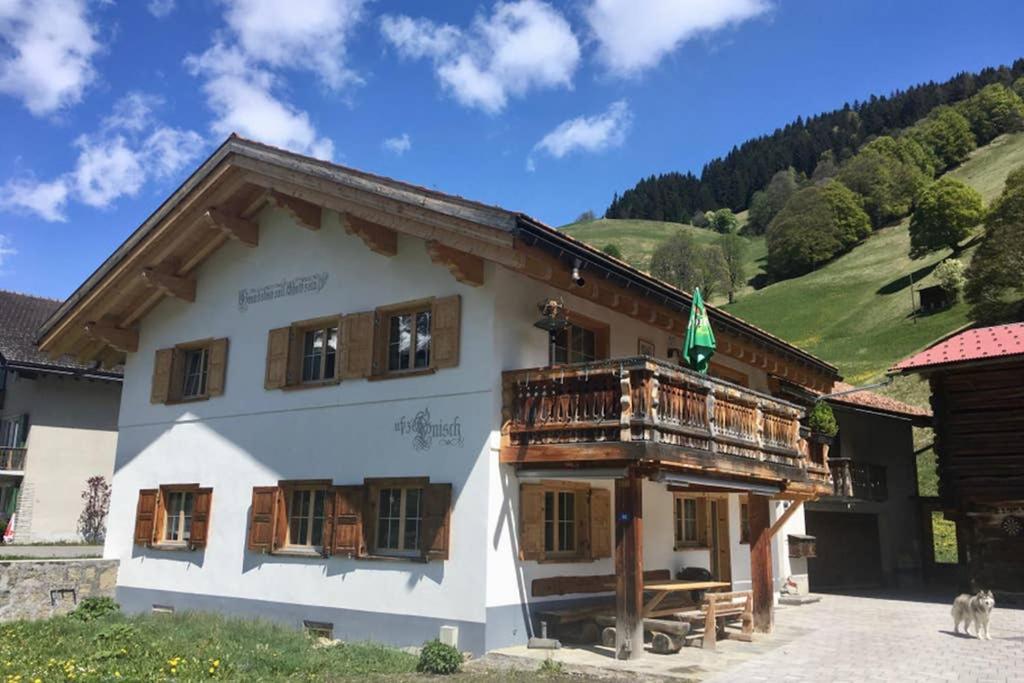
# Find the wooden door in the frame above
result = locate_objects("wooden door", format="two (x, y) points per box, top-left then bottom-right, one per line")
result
(708, 498), (732, 583)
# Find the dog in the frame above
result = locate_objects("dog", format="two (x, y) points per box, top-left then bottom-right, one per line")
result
(952, 590), (995, 639)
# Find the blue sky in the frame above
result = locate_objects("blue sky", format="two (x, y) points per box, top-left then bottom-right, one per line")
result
(0, 0), (1022, 299)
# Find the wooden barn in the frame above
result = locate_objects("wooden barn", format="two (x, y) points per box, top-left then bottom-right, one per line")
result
(894, 323), (1024, 598)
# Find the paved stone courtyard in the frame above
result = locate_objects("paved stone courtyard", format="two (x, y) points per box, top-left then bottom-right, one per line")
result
(481, 591), (1024, 682)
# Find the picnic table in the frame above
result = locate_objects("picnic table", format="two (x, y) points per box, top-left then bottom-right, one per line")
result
(639, 580), (730, 617)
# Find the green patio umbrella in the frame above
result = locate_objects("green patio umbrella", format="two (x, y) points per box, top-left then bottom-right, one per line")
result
(682, 287), (716, 373)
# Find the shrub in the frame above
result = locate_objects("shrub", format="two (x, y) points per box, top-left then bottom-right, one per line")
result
(417, 639), (463, 675)
(934, 259), (966, 298)
(78, 475), (111, 543)
(808, 402), (838, 437)
(601, 243), (622, 259)
(909, 177), (984, 257)
(539, 657), (564, 674)
(68, 596), (120, 622)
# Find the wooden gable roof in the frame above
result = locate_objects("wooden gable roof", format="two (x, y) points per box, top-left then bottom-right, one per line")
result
(37, 135), (839, 392)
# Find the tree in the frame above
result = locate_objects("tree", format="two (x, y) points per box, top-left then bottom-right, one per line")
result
(708, 208), (739, 234)
(690, 210), (709, 228)
(934, 259), (966, 299)
(957, 83), (1024, 145)
(78, 476), (111, 543)
(747, 168), (801, 234)
(909, 177), (984, 257)
(765, 181), (870, 278)
(811, 151), (840, 184)
(601, 243), (622, 259)
(965, 166), (1024, 323)
(837, 136), (929, 227)
(575, 209), (597, 223)
(717, 232), (748, 303)
(649, 231), (730, 299)
(908, 106), (976, 171)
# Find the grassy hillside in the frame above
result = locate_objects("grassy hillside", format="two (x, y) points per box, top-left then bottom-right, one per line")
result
(561, 217), (765, 303)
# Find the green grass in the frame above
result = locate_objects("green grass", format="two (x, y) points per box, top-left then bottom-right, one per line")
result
(561, 218), (767, 303)
(0, 611), (418, 681)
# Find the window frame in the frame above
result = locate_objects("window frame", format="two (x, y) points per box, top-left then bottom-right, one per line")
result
(522, 480), (592, 563)
(159, 487), (196, 547)
(375, 299), (437, 378)
(544, 488), (580, 558)
(174, 339), (214, 403)
(365, 477), (429, 558)
(673, 494), (708, 549)
(280, 480), (333, 553)
(141, 483), (212, 552)
(739, 499), (751, 545)
(294, 316), (341, 387)
(551, 312), (610, 366)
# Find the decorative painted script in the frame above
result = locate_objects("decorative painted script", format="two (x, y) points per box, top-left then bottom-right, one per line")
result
(238, 273), (329, 311)
(395, 408), (464, 451)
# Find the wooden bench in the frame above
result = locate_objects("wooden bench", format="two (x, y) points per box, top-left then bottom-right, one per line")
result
(672, 591), (754, 651)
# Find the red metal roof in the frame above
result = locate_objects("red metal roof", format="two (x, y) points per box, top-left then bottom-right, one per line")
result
(893, 323), (1024, 373)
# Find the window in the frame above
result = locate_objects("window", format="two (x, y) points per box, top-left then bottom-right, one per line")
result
(151, 339), (228, 404)
(375, 486), (423, 553)
(286, 486), (329, 548)
(544, 490), (577, 554)
(739, 502), (750, 544)
(550, 313), (609, 365)
(519, 481), (611, 563)
(387, 308), (432, 371)
(0, 415), (27, 449)
(301, 325), (338, 383)
(181, 348), (208, 398)
(162, 490), (195, 543)
(133, 486), (212, 550)
(673, 495), (707, 548)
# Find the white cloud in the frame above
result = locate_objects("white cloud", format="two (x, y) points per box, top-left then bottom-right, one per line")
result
(0, 0), (101, 115)
(381, 0), (580, 113)
(0, 177), (70, 222)
(529, 99), (632, 170)
(147, 0), (176, 18)
(185, 42), (334, 159)
(585, 0), (770, 76)
(220, 0), (367, 90)
(0, 92), (206, 221)
(0, 235), (16, 271)
(382, 133), (411, 155)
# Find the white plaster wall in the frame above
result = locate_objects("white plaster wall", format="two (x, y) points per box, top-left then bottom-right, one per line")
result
(2, 371), (120, 542)
(107, 207), (496, 625)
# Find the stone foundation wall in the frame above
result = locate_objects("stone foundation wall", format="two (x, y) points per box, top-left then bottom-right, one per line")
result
(0, 559), (119, 621)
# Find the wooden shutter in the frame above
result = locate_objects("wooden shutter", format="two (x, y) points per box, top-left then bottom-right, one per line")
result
(247, 486), (278, 552)
(273, 486), (288, 550)
(519, 483), (545, 561)
(285, 327), (304, 386)
(697, 498), (709, 547)
(134, 489), (158, 545)
(590, 488), (612, 559)
(341, 312), (375, 379)
(265, 327), (291, 389)
(206, 339), (229, 397)
(189, 488), (213, 549)
(327, 486), (365, 557)
(421, 483), (452, 561)
(431, 295), (461, 369)
(150, 349), (174, 404)
(168, 349), (186, 402)
(575, 489), (591, 559)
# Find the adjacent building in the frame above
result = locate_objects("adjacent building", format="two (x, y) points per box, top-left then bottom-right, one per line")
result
(0, 291), (122, 542)
(36, 136), (843, 656)
(894, 324), (1024, 598)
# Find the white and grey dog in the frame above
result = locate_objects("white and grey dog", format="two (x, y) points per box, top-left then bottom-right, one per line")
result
(952, 590), (996, 639)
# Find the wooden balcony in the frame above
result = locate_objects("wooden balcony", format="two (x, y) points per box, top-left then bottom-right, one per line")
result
(0, 448), (26, 473)
(827, 458), (887, 501)
(501, 357), (832, 497)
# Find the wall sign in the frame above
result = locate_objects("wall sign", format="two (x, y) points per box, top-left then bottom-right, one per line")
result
(395, 408), (464, 451)
(238, 272), (329, 312)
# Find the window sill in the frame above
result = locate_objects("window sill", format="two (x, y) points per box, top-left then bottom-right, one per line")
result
(673, 544), (709, 551)
(359, 553), (429, 564)
(282, 378), (342, 392)
(368, 367), (437, 382)
(149, 543), (193, 552)
(272, 548), (326, 559)
(166, 395), (211, 405)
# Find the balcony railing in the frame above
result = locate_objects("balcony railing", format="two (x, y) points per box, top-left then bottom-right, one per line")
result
(0, 447), (26, 472)
(502, 356), (830, 489)
(828, 458), (887, 501)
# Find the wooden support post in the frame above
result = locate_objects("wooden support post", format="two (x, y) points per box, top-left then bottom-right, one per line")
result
(768, 499), (803, 539)
(203, 208), (259, 247)
(748, 493), (774, 633)
(82, 320), (139, 353)
(140, 266), (197, 302)
(614, 472), (644, 660)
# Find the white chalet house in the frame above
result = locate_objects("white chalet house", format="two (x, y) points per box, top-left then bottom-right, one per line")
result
(37, 137), (839, 657)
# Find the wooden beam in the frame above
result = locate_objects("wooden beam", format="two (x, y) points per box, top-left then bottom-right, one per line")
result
(82, 320), (139, 353)
(342, 213), (397, 257)
(768, 499), (803, 539)
(202, 208), (258, 247)
(426, 241), (485, 287)
(614, 471), (644, 660)
(140, 265), (196, 302)
(269, 190), (321, 230)
(748, 493), (774, 633)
